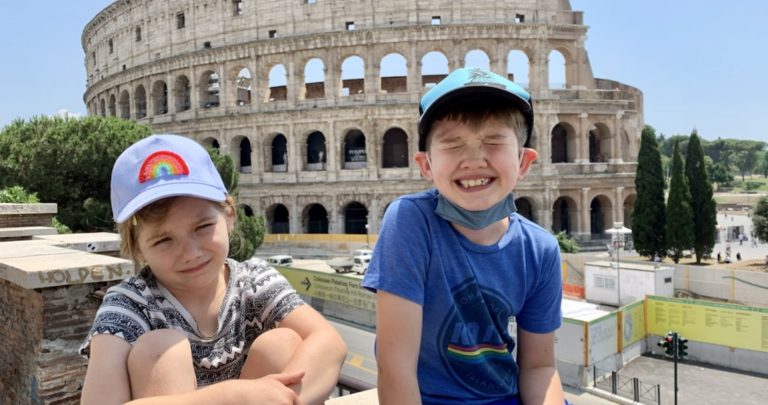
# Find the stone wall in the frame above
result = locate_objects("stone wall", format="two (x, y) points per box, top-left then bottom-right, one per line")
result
(0, 204), (57, 228)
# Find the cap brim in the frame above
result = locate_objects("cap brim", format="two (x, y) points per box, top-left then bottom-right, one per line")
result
(114, 182), (227, 223)
(418, 85), (533, 149)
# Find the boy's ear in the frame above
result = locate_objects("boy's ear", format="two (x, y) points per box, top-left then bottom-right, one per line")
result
(226, 207), (236, 233)
(517, 148), (538, 180)
(414, 152), (433, 182)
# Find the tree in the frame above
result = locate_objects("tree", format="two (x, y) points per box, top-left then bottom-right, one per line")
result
(0, 116), (152, 231)
(685, 131), (717, 263)
(631, 126), (667, 259)
(732, 149), (758, 182)
(758, 152), (768, 177)
(555, 231), (580, 253)
(208, 149), (265, 261)
(666, 140), (694, 264)
(753, 197), (768, 242)
(709, 162), (734, 186)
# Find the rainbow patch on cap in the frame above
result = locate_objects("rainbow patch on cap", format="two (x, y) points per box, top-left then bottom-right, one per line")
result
(138, 150), (190, 183)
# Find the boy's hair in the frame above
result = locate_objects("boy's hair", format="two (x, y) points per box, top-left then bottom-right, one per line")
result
(118, 195), (235, 266)
(422, 99), (528, 152)
(418, 67), (533, 152)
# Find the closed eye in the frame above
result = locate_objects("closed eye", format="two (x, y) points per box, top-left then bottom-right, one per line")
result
(152, 237), (171, 247)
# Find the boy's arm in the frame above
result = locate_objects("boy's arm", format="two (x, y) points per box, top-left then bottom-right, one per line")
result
(375, 290), (423, 405)
(517, 328), (565, 405)
(278, 304), (349, 405)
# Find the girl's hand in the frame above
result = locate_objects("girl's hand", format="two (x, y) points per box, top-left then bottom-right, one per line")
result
(238, 371), (305, 405)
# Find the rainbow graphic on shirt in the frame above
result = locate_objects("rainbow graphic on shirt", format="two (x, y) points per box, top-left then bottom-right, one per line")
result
(139, 151), (190, 183)
(446, 343), (511, 363)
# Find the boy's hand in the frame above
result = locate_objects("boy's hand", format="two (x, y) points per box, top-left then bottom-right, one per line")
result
(239, 371), (305, 405)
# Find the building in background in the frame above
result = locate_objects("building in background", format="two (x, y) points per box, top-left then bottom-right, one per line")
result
(82, 0), (641, 242)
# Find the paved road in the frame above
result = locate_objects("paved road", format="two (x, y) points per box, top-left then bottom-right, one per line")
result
(618, 355), (767, 405)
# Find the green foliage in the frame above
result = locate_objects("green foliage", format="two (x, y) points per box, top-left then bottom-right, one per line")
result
(0, 115), (152, 231)
(0, 186), (39, 203)
(554, 231), (580, 253)
(685, 131), (717, 263)
(709, 162), (734, 186)
(666, 141), (694, 263)
(52, 217), (72, 234)
(208, 149), (265, 260)
(753, 197), (768, 242)
(743, 181), (762, 191)
(732, 149), (759, 181)
(631, 126), (667, 259)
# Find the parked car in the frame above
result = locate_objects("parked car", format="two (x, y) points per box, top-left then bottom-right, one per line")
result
(352, 255), (371, 275)
(267, 254), (293, 267)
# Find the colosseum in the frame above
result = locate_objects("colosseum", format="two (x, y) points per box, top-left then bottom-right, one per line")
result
(82, 0), (641, 243)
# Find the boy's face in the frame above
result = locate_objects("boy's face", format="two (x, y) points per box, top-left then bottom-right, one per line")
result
(414, 117), (537, 212)
(134, 196), (234, 293)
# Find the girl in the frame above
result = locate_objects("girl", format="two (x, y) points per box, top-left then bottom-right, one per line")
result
(80, 134), (347, 405)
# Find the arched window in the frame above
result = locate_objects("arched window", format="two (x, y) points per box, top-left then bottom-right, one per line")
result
(303, 58), (325, 99)
(343, 129), (367, 170)
(306, 131), (326, 171)
(175, 75), (191, 112)
(201, 71), (220, 108)
(152, 80), (168, 115)
(380, 53), (407, 93)
(382, 128), (408, 168)
(118, 90), (130, 119)
(464, 49), (491, 71)
(267, 64), (288, 101)
(306, 204), (329, 234)
(134, 85), (147, 118)
(421, 51), (449, 87)
(271, 134), (288, 172)
(236, 68), (252, 106)
(344, 202), (368, 234)
(341, 56), (364, 96)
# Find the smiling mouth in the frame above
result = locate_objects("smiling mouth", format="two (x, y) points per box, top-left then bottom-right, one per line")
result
(457, 178), (493, 189)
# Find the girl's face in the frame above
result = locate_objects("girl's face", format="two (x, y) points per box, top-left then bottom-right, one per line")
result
(134, 196), (234, 294)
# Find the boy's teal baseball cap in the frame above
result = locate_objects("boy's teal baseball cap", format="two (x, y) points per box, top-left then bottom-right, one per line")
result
(418, 67), (534, 151)
(110, 134), (228, 223)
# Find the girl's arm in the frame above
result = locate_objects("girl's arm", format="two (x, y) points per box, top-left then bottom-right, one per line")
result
(517, 328), (565, 405)
(81, 334), (133, 405)
(277, 304), (349, 404)
(375, 291), (423, 405)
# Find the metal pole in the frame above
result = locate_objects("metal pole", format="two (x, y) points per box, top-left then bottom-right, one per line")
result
(673, 331), (679, 405)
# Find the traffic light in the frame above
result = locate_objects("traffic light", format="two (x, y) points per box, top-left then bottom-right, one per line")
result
(657, 332), (675, 357)
(677, 335), (689, 359)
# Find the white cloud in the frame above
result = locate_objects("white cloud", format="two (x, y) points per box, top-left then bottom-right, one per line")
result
(54, 109), (83, 120)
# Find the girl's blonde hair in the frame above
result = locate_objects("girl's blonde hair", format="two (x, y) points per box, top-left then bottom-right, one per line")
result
(117, 195), (236, 267)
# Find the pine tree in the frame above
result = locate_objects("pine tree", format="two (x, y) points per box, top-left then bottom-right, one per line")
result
(631, 126), (667, 259)
(666, 141), (694, 263)
(685, 131), (717, 263)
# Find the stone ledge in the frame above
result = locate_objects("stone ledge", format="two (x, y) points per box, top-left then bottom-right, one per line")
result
(34, 232), (122, 254)
(0, 226), (58, 239)
(0, 203), (57, 215)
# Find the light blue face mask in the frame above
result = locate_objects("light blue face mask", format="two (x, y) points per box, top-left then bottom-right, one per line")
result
(435, 192), (517, 230)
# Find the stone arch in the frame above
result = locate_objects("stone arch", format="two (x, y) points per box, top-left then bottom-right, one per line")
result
(464, 49), (491, 71)
(266, 64), (287, 102)
(134, 85), (147, 118)
(99, 98), (106, 116)
(175, 75), (191, 112)
(118, 90), (130, 119)
(303, 58), (325, 100)
(590, 194), (613, 236)
(201, 137), (220, 151)
(341, 56), (365, 96)
(515, 196), (536, 223)
(382, 127), (408, 168)
(588, 122), (611, 163)
(507, 49), (530, 87)
(305, 131), (327, 171)
(548, 49), (567, 89)
(342, 129), (367, 170)
(152, 80), (168, 115)
(200, 70), (220, 108)
(551, 122), (576, 163)
(269, 133), (288, 172)
(552, 196), (578, 235)
(108, 94), (117, 116)
(380, 53), (407, 93)
(304, 203), (329, 234)
(623, 194), (636, 228)
(229, 135), (252, 173)
(266, 203), (290, 234)
(343, 201), (368, 234)
(235, 67), (252, 106)
(421, 51), (449, 87)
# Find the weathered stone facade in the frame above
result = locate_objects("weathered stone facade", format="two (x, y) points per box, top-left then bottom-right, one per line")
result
(83, 0), (642, 240)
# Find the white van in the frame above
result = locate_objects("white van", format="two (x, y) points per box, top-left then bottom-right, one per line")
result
(352, 255), (371, 275)
(267, 255), (293, 267)
(353, 249), (373, 257)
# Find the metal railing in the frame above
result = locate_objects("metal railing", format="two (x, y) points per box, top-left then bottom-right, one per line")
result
(593, 365), (660, 405)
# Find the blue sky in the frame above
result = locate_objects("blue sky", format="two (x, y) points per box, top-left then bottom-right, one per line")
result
(0, 1), (765, 143)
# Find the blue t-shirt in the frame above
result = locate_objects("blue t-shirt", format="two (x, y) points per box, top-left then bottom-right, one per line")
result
(362, 189), (562, 404)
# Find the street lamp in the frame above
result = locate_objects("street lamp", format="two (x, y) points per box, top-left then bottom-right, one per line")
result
(606, 222), (632, 306)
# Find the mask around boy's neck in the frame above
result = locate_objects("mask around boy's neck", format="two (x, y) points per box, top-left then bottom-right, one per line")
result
(435, 192), (517, 230)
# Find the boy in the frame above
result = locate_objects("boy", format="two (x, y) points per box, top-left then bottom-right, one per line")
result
(362, 67), (565, 404)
